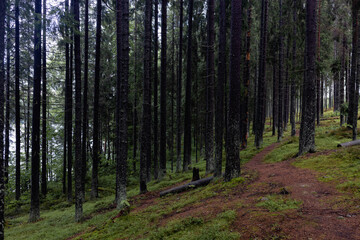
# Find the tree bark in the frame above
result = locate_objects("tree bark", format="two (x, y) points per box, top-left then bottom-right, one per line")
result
(205, 0), (215, 173)
(140, 0), (152, 194)
(278, 0), (284, 142)
(299, 0), (317, 155)
(5, 13), (10, 185)
(73, 0), (83, 222)
(115, 0), (129, 210)
(41, 0), (47, 197)
(92, 0), (102, 200)
(160, 0), (168, 177)
(290, 0), (297, 137)
(214, 0), (226, 177)
(29, 0), (42, 223)
(183, 0), (194, 172)
(255, 0), (268, 148)
(340, 33), (345, 126)
(225, 0), (242, 182)
(153, 0), (159, 179)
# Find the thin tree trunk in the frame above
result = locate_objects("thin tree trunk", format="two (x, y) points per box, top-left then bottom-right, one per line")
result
(92, 0), (102, 200)
(340, 33), (346, 126)
(316, 0), (322, 126)
(214, 0), (226, 177)
(153, 0), (159, 179)
(41, 0), (47, 197)
(160, 0), (168, 177)
(349, 2), (358, 128)
(183, 0), (194, 172)
(0, 0), (6, 237)
(278, 0), (284, 141)
(225, 0), (242, 182)
(5, 13), (10, 184)
(290, 0), (297, 137)
(15, 0), (21, 201)
(29, 0), (42, 223)
(176, 0), (183, 173)
(133, 1), (138, 174)
(205, 0), (215, 173)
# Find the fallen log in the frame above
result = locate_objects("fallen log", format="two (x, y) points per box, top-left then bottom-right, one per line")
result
(160, 176), (214, 197)
(337, 140), (360, 148)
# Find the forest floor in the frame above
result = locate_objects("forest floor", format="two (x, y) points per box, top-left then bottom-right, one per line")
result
(5, 111), (360, 239)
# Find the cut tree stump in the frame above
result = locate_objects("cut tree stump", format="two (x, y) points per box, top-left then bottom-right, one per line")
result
(337, 140), (360, 148)
(192, 168), (200, 181)
(160, 176), (214, 197)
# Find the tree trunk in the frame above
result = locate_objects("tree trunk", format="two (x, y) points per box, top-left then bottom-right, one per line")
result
(316, 0), (322, 126)
(92, 0), (102, 200)
(15, 0), (21, 201)
(0, 0), (6, 237)
(255, 0), (268, 148)
(133, 1), (138, 174)
(278, 0), (284, 142)
(240, 6), (251, 150)
(73, 0), (83, 222)
(140, 0), (152, 194)
(183, 0), (194, 172)
(115, 0), (129, 210)
(5, 13), (10, 184)
(225, 0), (242, 182)
(82, 0), (89, 201)
(299, 0), (317, 155)
(160, 0), (167, 177)
(205, 0), (215, 173)
(340, 33), (346, 126)
(41, 0), (47, 197)
(349, 2), (358, 128)
(214, 0), (226, 177)
(29, 0), (42, 223)
(153, 0), (159, 179)
(290, 0), (297, 137)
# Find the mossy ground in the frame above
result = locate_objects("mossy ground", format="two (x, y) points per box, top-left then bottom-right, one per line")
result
(6, 110), (360, 239)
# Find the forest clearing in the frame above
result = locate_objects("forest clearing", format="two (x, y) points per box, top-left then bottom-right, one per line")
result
(1, 0), (360, 239)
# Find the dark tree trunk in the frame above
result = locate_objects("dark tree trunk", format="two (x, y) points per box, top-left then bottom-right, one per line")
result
(115, 0), (129, 210)
(316, 0), (321, 126)
(170, 10), (175, 172)
(153, 0), (159, 179)
(206, 0), (215, 173)
(284, 38), (290, 130)
(183, 0), (194, 172)
(41, 0), (47, 197)
(214, 0), (226, 177)
(66, 0), (73, 203)
(92, 0), (102, 200)
(255, 0), (268, 148)
(299, 0), (317, 155)
(176, 0), (183, 173)
(225, 0), (242, 182)
(348, 1), (358, 128)
(140, 0), (152, 194)
(133, 1), (138, 174)
(272, 62), (277, 136)
(278, 0), (284, 142)
(15, 0), (21, 201)
(240, 6), (251, 150)
(0, 0), (5, 237)
(5, 13), (10, 184)
(290, 0), (297, 137)
(73, 0), (83, 222)
(82, 0), (89, 200)
(160, 0), (167, 177)
(340, 34), (346, 126)
(29, 0), (42, 223)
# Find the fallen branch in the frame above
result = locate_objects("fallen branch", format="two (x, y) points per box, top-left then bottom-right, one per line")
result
(160, 176), (214, 197)
(337, 140), (360, 148)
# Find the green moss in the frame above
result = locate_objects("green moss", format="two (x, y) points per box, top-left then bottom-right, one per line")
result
(256, 195), (302, 212)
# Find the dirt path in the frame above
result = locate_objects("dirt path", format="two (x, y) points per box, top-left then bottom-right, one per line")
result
(236, 142), (360, 240)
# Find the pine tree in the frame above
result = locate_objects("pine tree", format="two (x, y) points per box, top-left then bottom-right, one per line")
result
(153, 0), (159, 179)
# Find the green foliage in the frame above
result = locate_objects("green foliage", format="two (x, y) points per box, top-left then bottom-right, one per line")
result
(340, 102), (349, 117)
(256, 195), (302, 212)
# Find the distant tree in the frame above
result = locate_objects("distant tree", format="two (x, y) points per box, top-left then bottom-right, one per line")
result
(214, 0), (226, 177)
(225, 0), (242, 182)
(278, 0), (284, 142)
(299, 0), (317, 155)
(205, 0), (215, 173)
(290, 0), (297, 137)
(29, 0), (42, 223)
(153, 0), (159, 179)
(183, 0), (194, 172)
